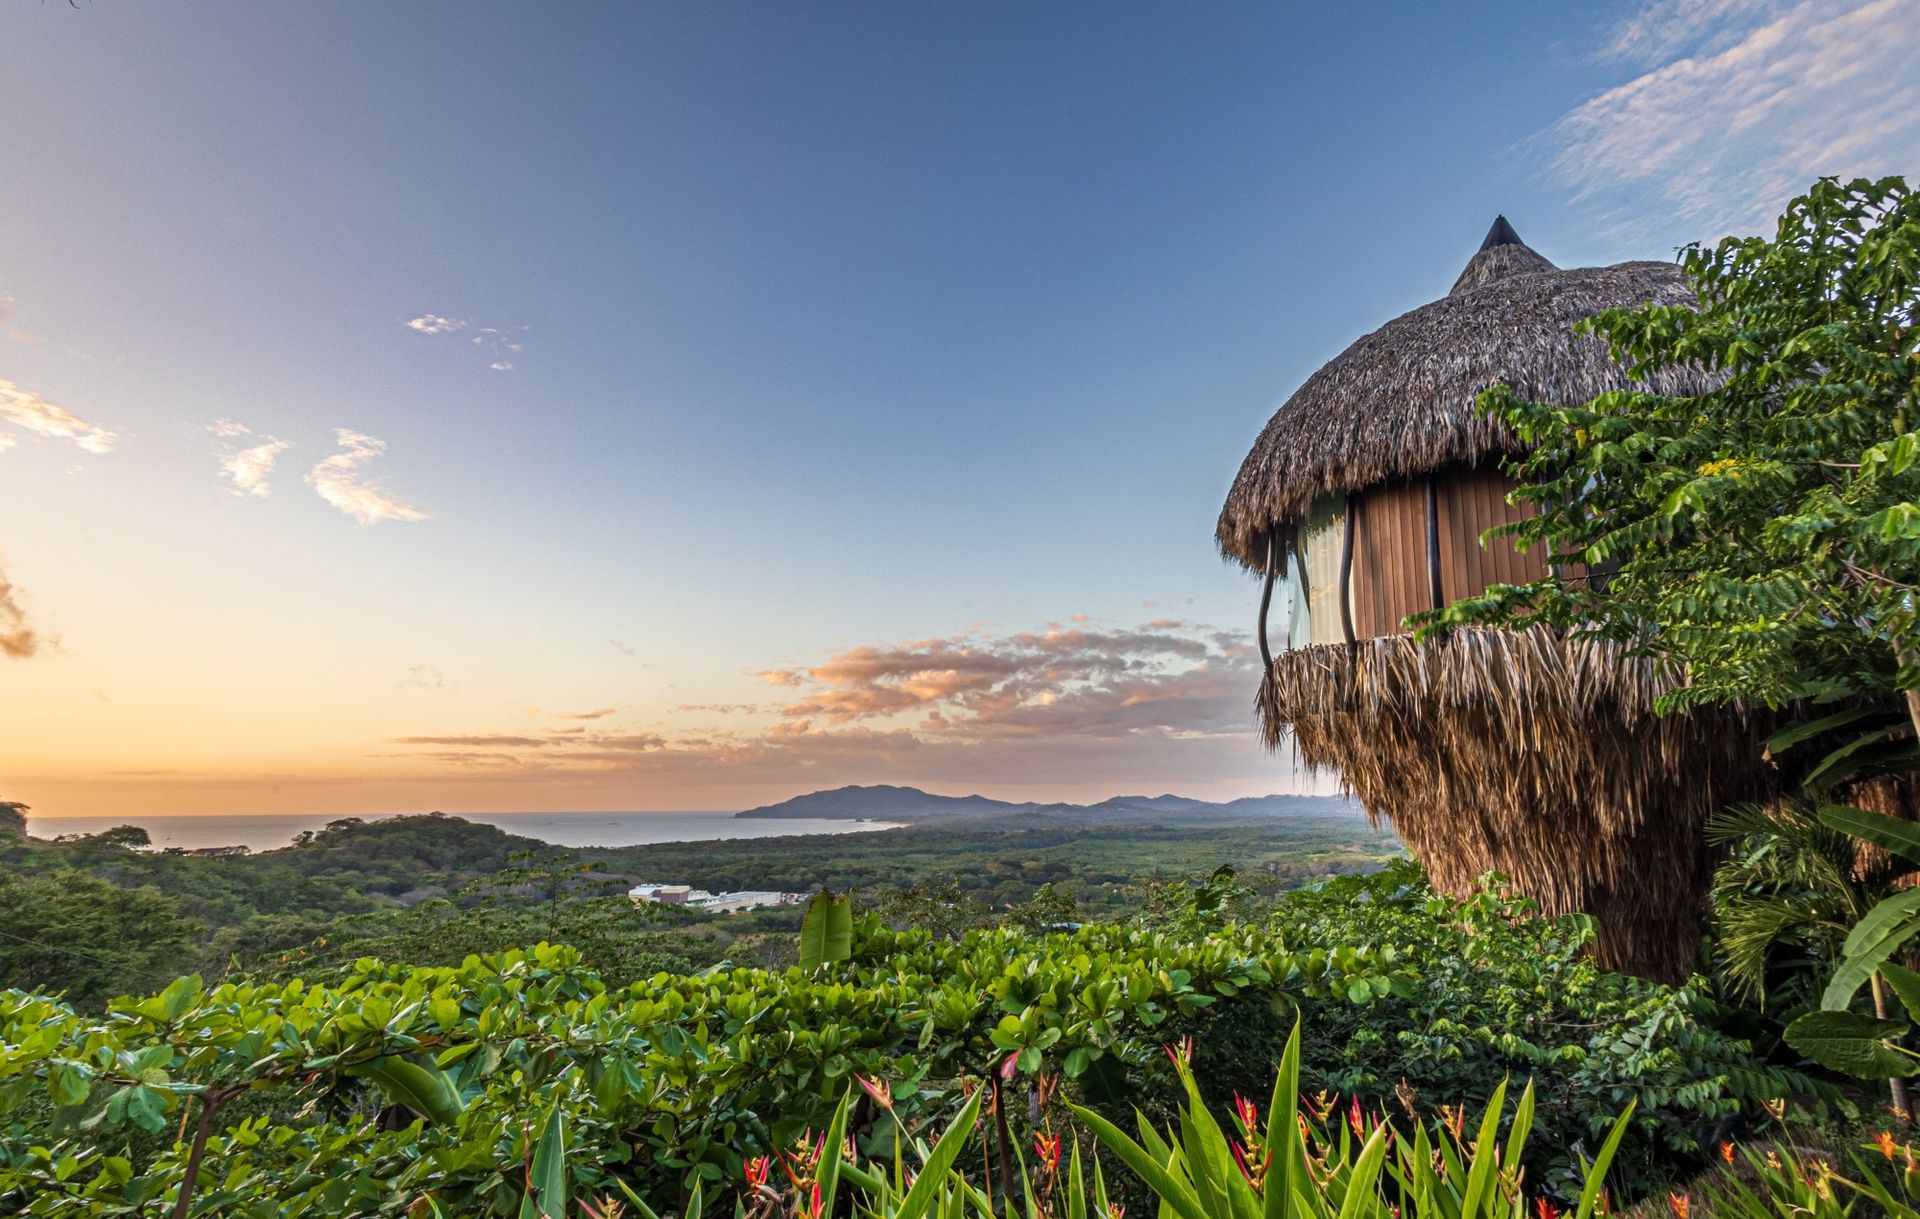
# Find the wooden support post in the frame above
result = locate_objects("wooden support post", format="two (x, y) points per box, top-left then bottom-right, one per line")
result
(1257, 532), (1276, 671)
(1339, 495), (1357, 646)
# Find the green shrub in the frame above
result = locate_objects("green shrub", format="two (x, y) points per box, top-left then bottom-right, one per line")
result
(1244, 863), (1830, 1197)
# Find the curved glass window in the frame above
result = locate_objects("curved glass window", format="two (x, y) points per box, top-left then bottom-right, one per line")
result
(1297, 495), (1347, 646)
(1274, 544), (1310, 651)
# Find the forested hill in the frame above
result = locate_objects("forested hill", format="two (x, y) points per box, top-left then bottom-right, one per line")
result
(736, 785), (1025, 819)
(736, 783), (1360, 821)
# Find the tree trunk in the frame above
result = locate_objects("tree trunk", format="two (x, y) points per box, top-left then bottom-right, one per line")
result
(170, 1089), (233, 1219)
(991, 1079), (1016, 1219)
(1873, 974), (1913, 1125)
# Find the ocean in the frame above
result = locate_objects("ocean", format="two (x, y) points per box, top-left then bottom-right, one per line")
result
(25, 811), (905, 853)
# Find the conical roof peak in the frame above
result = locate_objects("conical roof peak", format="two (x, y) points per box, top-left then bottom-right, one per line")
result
(1478, 214), (1525, 252)
(1451, 216), (1556, 295)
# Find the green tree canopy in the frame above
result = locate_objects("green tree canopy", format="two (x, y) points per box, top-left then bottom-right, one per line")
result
(1431, 176), (1920, 740)
(0, 870), (203, 1008)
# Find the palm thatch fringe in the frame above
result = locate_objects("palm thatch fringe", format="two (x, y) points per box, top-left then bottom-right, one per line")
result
(1261, 628), (1773, 981)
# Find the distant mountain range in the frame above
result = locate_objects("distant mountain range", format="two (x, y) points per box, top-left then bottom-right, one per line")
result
(735, 784), (1359, 823)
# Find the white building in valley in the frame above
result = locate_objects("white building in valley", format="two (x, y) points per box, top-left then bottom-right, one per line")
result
(627, 883), (804, 914)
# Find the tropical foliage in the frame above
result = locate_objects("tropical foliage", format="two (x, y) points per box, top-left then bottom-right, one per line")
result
(0, 863), (1817, 1216)
(1428, 176), (1920, 740)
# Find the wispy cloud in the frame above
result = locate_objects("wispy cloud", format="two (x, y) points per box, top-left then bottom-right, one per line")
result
(559, 707), (617, 720)
(0, 379), (115, 455)
(1550, 0), (1920, 237)
(391, 734), (553, 748)
(0, 562), (50, 659)
(405, 312), (525, 372)
(400, 663), (449, 690)
(404, 314), (467, 335)
(306, 429), (428, 526)
(471, 325), (526, 373)
(208, 420), (291, 498)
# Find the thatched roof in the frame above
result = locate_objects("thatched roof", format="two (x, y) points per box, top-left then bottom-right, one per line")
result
(1217, 218), (1719, 570)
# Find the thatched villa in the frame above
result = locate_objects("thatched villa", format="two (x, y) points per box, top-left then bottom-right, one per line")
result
(1217, 218), (1765, 982)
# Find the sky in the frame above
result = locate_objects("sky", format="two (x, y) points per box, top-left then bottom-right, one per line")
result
(3, 0), (1916, 817)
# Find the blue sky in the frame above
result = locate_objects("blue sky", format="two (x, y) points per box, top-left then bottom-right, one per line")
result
(3, 0), (1915, 815)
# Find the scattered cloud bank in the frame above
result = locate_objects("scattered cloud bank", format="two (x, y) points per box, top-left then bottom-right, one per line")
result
(306, 429), (428, 526)
(208, 420), (292, 498)
(404, 313), (525, 372)
(386, 619), (1263, 788)
(0, 562), (50, 659)
(1552, 0), (1920, 237)
(0, 379), (115, 455)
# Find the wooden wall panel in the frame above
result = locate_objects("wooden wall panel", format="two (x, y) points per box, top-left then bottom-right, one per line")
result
(1285, 466), (1551, 649)
(1351, 479), (1430, 637)
(1434, 464), (1548, 604)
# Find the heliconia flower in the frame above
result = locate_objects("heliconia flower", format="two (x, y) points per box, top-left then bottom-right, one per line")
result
(1033, 1133), (1062, 1174)
(1667, 1192), (1689, 1219)
(1164, 1036), (1194, 1068)
(1877, 1131), (1899, 1161)
(1230, 1140), (1260, 1187)
(744, 1156), (772, 1191)
(1348, 1098), (1365, 1139)
(783, 1131), (826, 1188)
(1107, 1206), (1125, 1219)
(1535, 1197), (1560, 1219)
(1233, 1094), (1260, 1133)
(808, 1181), (823, 1219)
(1720, 1141), (1735, 1164)
(1000, 1051), (1020, 1081)
(855, 1075), (894, 1111)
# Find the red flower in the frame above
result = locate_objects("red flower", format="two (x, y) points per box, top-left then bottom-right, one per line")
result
(1535, 1198), (1560, 1219)
(1164, 1037), (1194, 1068)
(1877, 1131), (1900, 1161)
(1233, 1094), (1260, 1134)
(855, 1075), (893, 1111)
(1348, 1098), (1365, 1139)
(1667, 1192), (1689, 1219)
(1000, 1051), (1021, 1081)
(1033, 1133), (1062, 1175)
(744, 1156), (772, 1191)
(1721, 1141), (1736, 1164)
